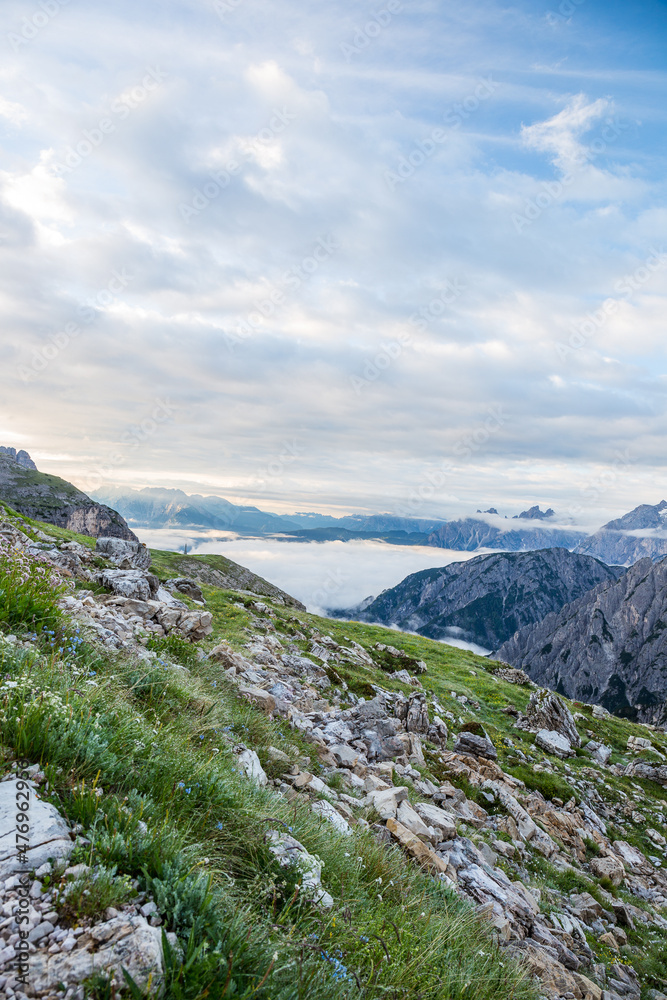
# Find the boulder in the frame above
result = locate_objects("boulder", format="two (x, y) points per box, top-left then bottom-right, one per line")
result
(266, 831), (333, 907)
(237, 749), (268, 786)
(311, 800), (352, 835)
(367, 786), (409, 820)
(385, 818), (449, 875)
(209, 643), (255, 672)
(525, 689), (581, 747)
(0, 779), (74, 877)
(405, 692), (430, 734)
(330, 744), (359, 768)
(584, 740), (612, 765)
(628, 735), (653, 752)
(99, 569), (157, 601)
(237, 685), (276, 715)
(164, 577), (205, 602)
(427, 715), (448, 747)
(95, 537), (151, 570)
(453, 730), (497, 760)
(612, 840), (648, 874)
(495, 666), (531, 685)
(535, 728), (575, 758)
(396, 800), (432, 841)
(623, 761), (667, 786)
(281, 654), (319, 674)
(414, 801), (457, 840)
(590, 855), (625, 886)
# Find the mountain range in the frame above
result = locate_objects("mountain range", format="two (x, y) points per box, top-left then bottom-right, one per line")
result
(335, 547), (623, 650)
(91, 485), (667, 568)
(496, 555), (667, 724)
(91, 485), (445, 537)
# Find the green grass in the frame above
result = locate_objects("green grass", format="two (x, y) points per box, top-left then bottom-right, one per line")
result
(5, 516), (667, 998)
(0, 535), (539, 1000)
(0, 538), (65, 635)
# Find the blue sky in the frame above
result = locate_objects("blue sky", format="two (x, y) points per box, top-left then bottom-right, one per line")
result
(1, 0), (666, 524)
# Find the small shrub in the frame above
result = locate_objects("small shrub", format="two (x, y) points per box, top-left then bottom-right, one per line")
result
(583, 836), (601, 859)
(59, 865), (134, 921)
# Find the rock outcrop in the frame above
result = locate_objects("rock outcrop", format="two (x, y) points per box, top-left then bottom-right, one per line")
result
(497, 556), (667, 722)
(0, 448), (137, 541)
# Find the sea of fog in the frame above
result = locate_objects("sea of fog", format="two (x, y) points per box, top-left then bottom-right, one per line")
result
(137, 528), (491, 652)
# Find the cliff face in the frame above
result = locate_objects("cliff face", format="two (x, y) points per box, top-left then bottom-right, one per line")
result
(0, 448), (137, 541)
(338, 547), (622, 650)
(496, 556), (667, 722)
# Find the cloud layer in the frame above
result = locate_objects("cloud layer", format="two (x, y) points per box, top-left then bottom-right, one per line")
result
(1, 0), (667, 522)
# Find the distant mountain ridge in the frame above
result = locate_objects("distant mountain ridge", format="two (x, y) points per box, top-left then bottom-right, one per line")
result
(425, 517), (585, 553)
(334, 547), (623, 650)
(92, 485), (445, 537)
(90, 486), (667, 567)
(0, 448), (136, 540)
(496, 555), (667, 724)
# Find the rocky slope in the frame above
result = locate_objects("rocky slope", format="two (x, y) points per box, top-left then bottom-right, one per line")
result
(576, 501), (667, 566)
(3, 506), (667, 1000)
(496, 555), (667, 723)
(337, 548), (623, 650)
(0, 449), (136, 541)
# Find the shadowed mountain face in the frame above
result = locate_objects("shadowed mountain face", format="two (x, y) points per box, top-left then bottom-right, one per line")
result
(496, 555), (667, 723)
(335, 547), (622, 651)
(0, 449), (136, 541)
(575, 500), (667, 566)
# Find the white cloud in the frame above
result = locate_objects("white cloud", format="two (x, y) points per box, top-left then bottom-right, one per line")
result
(0, 0), (664, 525)
(520, 93), (611, 173)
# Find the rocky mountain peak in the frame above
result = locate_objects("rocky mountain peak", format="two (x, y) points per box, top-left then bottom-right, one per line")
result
(0, 446), (37, 470)
(514, 505), (555, 520)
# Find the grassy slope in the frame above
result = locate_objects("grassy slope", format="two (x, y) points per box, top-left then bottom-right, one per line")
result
(2, 509), (667, 996)
(149, 548), (305, 608)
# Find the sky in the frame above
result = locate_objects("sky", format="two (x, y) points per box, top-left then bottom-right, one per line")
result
(1, 0), (667, 524)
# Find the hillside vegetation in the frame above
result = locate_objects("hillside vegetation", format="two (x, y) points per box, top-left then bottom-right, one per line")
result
(1, 504), (666, 1000)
